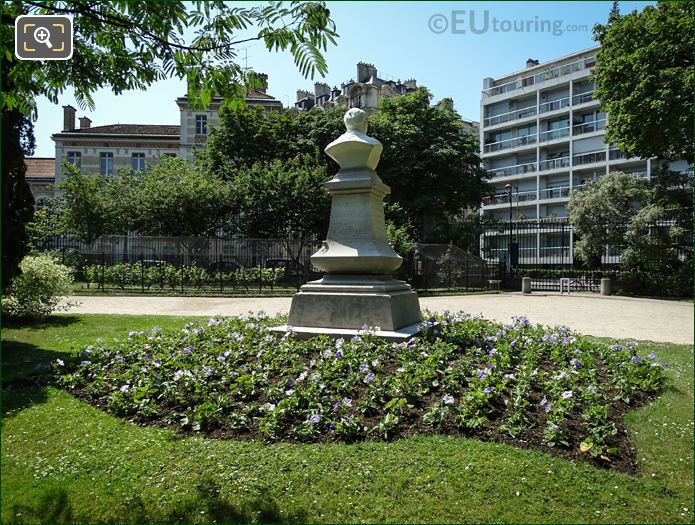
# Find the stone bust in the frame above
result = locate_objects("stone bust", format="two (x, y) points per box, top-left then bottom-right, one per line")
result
(325, 108), (383, 171)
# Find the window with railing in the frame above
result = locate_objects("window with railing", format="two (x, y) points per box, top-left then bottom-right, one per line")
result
(539, 186), (571, 200)
(539, 96), (570, 114)
(539, 156), (570, 171)
(572, 90), (595, 105)
(488, 162), (537, 178)
(573, 150), (606, 166)
(483, 55), (596, 97)
(484, 106), (537, 127)
(540, 126), (570, 142)
(572, 118), (606, 135)
(484, 134), (538, 153)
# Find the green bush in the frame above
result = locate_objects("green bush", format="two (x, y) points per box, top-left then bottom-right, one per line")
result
(2, 253), (75, 319)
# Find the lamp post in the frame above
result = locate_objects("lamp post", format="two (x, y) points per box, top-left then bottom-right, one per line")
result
(505, 183), (519, 270)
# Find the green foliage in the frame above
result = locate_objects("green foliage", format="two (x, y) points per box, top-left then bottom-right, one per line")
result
(592, 1), (694, 162)
(2, 254), (75, 319)
(2, 314), (693, 523)
(232, 156), (331, 239)
(59, 313), (666, 467)
(568, 171), (650, 265)
(1, 96), (35, 289)
(1, 2), (337, 118)
(200, 89), (489, 240)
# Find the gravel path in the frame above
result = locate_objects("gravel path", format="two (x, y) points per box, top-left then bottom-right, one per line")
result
(60, 293), (693, 345)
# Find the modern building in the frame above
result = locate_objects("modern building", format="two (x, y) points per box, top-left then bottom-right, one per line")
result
(294, 61), (418, 113)
(50, 81), (282, 188)
(478, 46), (690, 265)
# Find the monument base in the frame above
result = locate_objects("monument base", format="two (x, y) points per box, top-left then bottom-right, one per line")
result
(276, 274), (422, 338)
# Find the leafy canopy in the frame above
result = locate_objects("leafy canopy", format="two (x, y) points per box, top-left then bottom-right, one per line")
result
(592, 1), (693, 162)
(1, 1), (338, 116)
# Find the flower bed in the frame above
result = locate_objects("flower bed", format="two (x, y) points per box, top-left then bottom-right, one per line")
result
(59, 312), (667, 472)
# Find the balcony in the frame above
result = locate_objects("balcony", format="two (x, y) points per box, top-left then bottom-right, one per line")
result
(539, 126), (570, 143)
(483, 55), (596, 97)
(487, 161), (537, 178)
(573, 150), (606, 166)
(539, 96), (570, 114)
(608, 148), (641, 162)
(483, 106), (537, 127)
(572, 119), (606, 136)
(483, 189), (538, 207)
(539, 186), (570, 200)
(483, 134), (537, 154)
(539, 156), (570, 172)
(572, 90), (596, 105)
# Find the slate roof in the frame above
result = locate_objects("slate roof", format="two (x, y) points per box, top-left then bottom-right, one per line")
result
(25, 158), (55, 179)
(60, 124), (181, 135)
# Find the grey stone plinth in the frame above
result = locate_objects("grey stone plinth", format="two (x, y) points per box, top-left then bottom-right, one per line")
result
(521, 276), (532, 294)
(286, 275), (422, 332)
(601, 278), (612, 296)
(269, 323), (421, 343)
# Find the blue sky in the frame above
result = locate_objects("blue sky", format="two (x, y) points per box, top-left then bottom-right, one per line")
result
(31, 0), (653, 158)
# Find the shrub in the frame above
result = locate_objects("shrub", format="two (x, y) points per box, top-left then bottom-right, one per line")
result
(2, 253), (76, 319)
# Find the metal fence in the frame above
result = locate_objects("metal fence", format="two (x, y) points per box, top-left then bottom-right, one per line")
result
(39, 235), (498, 294)
(480, 219), (693, 295)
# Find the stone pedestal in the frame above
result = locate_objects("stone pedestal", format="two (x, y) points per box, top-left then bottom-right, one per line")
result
(274, 108), (422, 340)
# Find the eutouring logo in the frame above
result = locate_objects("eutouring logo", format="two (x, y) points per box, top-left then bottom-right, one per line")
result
(428, 10), (588, 37)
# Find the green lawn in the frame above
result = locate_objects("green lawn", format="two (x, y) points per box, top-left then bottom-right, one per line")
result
(2, 314), (693, 524)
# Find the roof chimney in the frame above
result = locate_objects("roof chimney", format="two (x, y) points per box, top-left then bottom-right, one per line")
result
(62, 105), (76, 131)
(526, 58), (540, 69)
(79, 116), (92, 129)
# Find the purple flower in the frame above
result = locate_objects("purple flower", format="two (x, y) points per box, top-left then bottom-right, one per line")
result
(548, 423), (559, 432)
(442, 394), (455, 405)
(116, 356), (125, 363)
(342, 397), (353, 408)
(561, 390), (573, 399)
(509, 341), (516, 349)
(358, 364), (369, 373)
(285, 389), (294, 396)
(202, 365), (212, 376)
(287, 379), (295, 388)
(192, 328), (203, 335)
(323, 349), (333, 359)
(483, 386), (494, 394)
(153, 359), (162, 367)
(569, 358), (581, 368)
(488, 348), (498, 358)
(120, 384), (129, 392)
(554, 371), (569, 381)
(477, 369), (487, 380)
(630, 356), (644, 365)
(328, 422), (334, 431)
(335, 350), (343, 360)
(585, 385), (597, 395)
(545, 402), (553, 413)
(647, 353), (658, 360)
(542, 335), (549, 343)
(80, 360), (92, 365)
(539, 396), (548, 406)
(335, 338), (344, 349)
(365, 372), (375, 383)
(297, 371), (308, 382)
(309, 414), (320, 425)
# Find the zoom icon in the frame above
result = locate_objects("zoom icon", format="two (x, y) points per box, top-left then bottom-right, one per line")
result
(15, 15), (73, 60)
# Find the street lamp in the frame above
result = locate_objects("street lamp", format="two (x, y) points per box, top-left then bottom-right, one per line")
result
(505, 183), (519, 270)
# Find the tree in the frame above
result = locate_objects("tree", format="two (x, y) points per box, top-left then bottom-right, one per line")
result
(202, 88), (489, 241)
(592, 1), (694, 163)
(1, 1), (337, 288)
(1, 96), (35, 289)
(368, 88), (488, 241)
(132, 157), (237, 237)
(233, 155), (330, 239)
(568, 171), (651, 267)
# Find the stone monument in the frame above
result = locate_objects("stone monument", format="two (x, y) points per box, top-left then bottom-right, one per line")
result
(275, 108), (422, 340)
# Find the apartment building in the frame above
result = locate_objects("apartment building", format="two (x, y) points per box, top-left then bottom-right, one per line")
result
(51, 81), (282, 187)
(478, 46), (675, 265)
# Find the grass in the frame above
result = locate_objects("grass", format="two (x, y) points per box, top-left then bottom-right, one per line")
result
(2, 314), (693, 523)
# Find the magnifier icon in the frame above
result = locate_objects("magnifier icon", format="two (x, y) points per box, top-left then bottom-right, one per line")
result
(33, 26), (52, 48)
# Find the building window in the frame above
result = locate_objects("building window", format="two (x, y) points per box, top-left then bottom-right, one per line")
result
(131, 152), (146, 171)
(66, 151), (81, 168)
(99, 152), (114, 176)
(195, 114), (208, 135)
